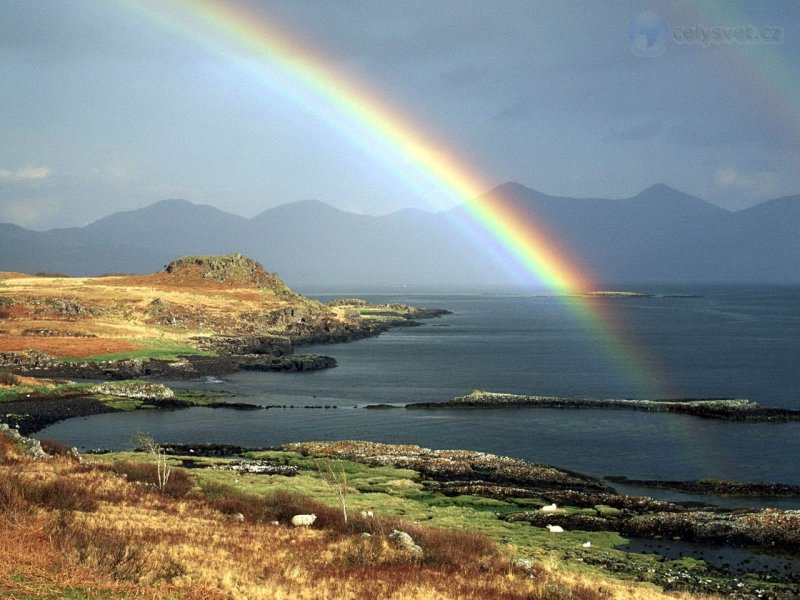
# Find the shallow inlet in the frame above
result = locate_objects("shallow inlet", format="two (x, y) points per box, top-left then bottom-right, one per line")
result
(619, 538), (800, 579)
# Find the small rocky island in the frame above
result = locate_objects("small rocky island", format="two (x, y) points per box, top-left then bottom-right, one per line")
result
(404, 390), (800, 421)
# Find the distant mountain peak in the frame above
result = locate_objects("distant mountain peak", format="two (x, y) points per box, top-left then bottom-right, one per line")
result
(639, 183), (681, 195)
(151, 198), (196, 208)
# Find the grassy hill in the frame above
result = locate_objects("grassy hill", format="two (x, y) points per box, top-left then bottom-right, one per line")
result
(0, 254), (389, 362)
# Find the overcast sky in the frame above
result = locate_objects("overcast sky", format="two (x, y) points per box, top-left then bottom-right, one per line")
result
(1, 0), (799, 229)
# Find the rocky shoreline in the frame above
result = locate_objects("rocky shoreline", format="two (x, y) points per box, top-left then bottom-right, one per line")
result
(404, 390), (800, 422)
(0, 348), (338, 381)
(1, 394), (118, 435)
(0, 301), (448, 381)
(280, 441), (800, 551)
(147, 439), (799, 596)
(0, 386), (268, 435)
(606, 476), (800, 498)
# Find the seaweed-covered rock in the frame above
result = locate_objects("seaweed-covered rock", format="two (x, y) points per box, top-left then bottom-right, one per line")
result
(89, 381), (174, 400)
(282, 440), (608, 492)
(621, 509), (800, 550)
(502, 511), (614, 532)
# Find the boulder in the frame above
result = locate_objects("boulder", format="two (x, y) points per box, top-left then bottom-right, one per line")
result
(389, 529), (423, 558)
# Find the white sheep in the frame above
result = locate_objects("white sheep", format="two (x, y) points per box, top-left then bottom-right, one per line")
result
(540, 503), (558, 512)
(360, 510), (374, 518)
(582, 541), (592, 548)
(291, 513), (317, 527)
(546, 524), (564, 533)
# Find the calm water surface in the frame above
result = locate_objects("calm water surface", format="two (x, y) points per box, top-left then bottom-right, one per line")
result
(40, 285), (800, 494)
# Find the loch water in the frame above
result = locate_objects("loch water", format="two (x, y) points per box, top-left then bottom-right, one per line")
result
(40, 285), (800, 498)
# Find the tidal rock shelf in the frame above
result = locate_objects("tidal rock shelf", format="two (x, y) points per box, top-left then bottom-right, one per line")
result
(606, 476), (800, 498)
(282, 441), (800, 558)
(404, 390), (800, 422)
(0, 349), (337, 381)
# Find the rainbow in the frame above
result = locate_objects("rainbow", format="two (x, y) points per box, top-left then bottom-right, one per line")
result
(121, 0), (668, 397)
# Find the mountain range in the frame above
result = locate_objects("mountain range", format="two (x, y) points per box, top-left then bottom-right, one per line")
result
(1, 182), (798, 289)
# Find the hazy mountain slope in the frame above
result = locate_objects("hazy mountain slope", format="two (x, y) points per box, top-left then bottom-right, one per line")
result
(77, 199), (250, 256)
(1, 184), (798, 285)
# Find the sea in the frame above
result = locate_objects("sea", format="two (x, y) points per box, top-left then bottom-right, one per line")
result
(39, 284), (800, 505)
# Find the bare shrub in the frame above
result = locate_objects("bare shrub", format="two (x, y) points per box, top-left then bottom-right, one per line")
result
(0, 471), (29, 521)
(50, 512), (185, 582)
(199, 484), (342, 527)
(199, 482), (264, 520)
(259, 489), (341, 527)
(133, 432), (172, 493)
(0, 369), (18, 385)
(317, 460), (349, 524)
(38, 437), (73, 457)
(0, 435), (20, 462)
(402, 523), (498, 566)
(112, 460), (193, 497)
(26, 477), (98, 512)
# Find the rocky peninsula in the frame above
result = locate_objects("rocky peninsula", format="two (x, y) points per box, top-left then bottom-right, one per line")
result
(0, 254), (448, 381)
(405, 390), (800, 422)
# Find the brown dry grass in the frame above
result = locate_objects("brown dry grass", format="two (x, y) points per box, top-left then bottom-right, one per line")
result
(0, 374), (57, 387)
(0, 266), (332, 358)
(0, 445), (714, 600)
(0, 334), (138, 356)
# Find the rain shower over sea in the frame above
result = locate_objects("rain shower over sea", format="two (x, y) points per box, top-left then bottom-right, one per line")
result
(41, 285), (800, 498)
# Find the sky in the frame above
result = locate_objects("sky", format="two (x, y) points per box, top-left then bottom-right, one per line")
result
(1, 0), (799, 230)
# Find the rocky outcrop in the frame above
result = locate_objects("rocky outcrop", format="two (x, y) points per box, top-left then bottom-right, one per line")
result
(606, 476), (800, 498)
(0, 423), (46, 458)
(407, 390), (800, 422)
(218, 460), (299, 476)
(162, 254), (298, 299)
(503, 504), (800, 553)
(0, 350), (337, 380)
(190, 335), (292, 356)
(425, 481), (684, 512)
(89, 381), (174, 400)
(282, 440), (609, 493)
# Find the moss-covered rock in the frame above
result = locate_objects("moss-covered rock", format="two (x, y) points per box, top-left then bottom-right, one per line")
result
(89, 380), (174, 401)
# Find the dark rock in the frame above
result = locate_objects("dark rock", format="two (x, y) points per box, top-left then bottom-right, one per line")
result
(407, 390), (800, 422)
(606, 476), (800, 498)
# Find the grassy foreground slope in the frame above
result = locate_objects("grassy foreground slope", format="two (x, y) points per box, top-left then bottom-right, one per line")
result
(0, 434), (713, 600)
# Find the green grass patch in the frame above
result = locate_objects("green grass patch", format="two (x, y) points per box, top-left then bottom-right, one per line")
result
(0, 382), (92, 403)
(95, 397), (145, 411)
(172, 389), (229, 405)
(63, 338), (213, 363)
(93, 386), (228, 411)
